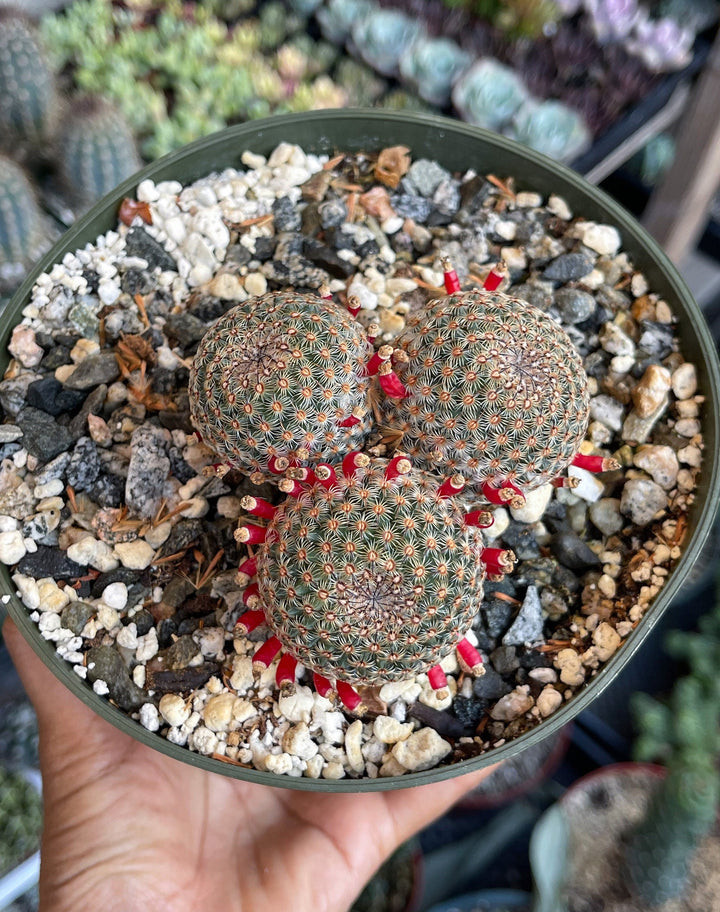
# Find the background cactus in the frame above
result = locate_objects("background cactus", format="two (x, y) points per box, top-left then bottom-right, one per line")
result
(56, 94), (142, 212)
(381, 289), (590, 494)
(625, 592), (720, 905)
(0, 8), (59, 147)
(189, 291), (373, 478)
(0, 154), (46, 268)
(0, 766), (42, 877)
(245, 458), (489, 686)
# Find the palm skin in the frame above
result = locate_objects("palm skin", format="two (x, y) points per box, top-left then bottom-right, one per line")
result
(3, 618), (496, 912)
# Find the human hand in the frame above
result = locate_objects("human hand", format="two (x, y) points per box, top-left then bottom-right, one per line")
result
(3, 618), (497, 912)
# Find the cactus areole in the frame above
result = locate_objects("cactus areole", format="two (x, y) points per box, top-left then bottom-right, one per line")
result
(382, 289), (592, 494)
(235, 457), (511, 703)
(188, 291), (372, 477)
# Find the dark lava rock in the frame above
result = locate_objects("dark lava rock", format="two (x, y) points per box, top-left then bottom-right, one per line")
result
(159, 518), (204, 558)
(187, 293), (231, 323)
(63, 352), (120, 390)
(131, 608), (154, 637)
(165, 313), (208, 349)
(145, 660), (221, 695)
(160, 635), (201, 670)
(554, 288), (596, 324)
(68, 384), (108, 440)
(86, 645), (147, 711)
(272, 196), (302, 232)
(543, 253), (594, 283)
(302, 238), (355, 278)
(409, 702), (466, 739)
(26, 378), (86, 417)
(550, 531), (602, 572)
(91, 567), (142, 598)
(483, 596), (515, 638)
(500, 522), (541, 560)
(459, 175), (492, 212)
(125, 226), (177, 273)
(225, 243), (253, 267)
(16, 408), (74, 461)
(157, 617), (178, 649)
(472, 666), (512, 700)
(85, 473), (125, 508)
(17, 546), (85, 580)
(66, 437), (101, 491)
(451, 695), (488, 733)
(120, 267), (156, 296)
(252, 237), (278, 261)
(490, 645), (520, 675)
(40, 345), (72, 371)
(60, 601), (95, 635)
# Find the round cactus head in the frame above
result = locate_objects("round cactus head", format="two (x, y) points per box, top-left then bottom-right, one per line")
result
(233, 455), (515, 699)
(188, 290), (372, 478)
(382, 289), (591, 495)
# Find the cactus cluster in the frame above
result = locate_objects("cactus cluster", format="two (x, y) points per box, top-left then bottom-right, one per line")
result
(381, 288), (591, 495)
(190, 264), (593, 706)
(188, 291), (372, 478)
(0, 8), (58, 145)
(56, 94), (141, 211)
(0, 155), (46, 267)
(625, 589), (720, 904)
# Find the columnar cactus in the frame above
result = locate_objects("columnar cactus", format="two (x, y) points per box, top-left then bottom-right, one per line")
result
(0, 155), (45, 265)
(0, 10), (58, 144)
(381, 287), (592, 504)
(56, 95), (141, 211)
(235, 454), (513, 709)
(189, 291), (374, 478)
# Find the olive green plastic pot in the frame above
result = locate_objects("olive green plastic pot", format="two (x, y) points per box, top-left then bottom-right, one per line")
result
(3, 110), (720, 791)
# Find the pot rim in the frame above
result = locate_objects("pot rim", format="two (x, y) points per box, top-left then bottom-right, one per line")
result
(3, 108), (720, 791)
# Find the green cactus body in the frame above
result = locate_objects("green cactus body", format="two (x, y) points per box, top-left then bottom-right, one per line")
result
(0, 11), (58, 144)
(382, 289), (590, 493)
(189, 291), (372, 477)
(254, 460), (486, 685)
(625, 762), (719, 906)
(0, 155), (45, 265)
(56, 95), (141, 211)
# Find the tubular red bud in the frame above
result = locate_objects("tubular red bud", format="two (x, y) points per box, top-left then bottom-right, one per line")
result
(313, 672), (333, 697)
(339, 405), (365, 428)
(464, 509), (494, 528)
(457, 638), (484, 675)
(571, 454), (621, 473)
(242, 582), (261, 608)
(342, 451), (370, 479)
(480, 547), (516, 577)
(315, 463), (338, 489)
(428, 665), (449, 691)
(384, 454), (412, 481)
(287, 466), (317, 485)
(252, 636), (282, 669)
(483, 259), (507, 291)
(481, 480), (525, 508)
(551, 475), (580, 489)
(346, 295), (361, 317)
(267, 455), (291, 475)
(237, 556), (258, 582)
(278, 477), (304, 497)
(319, 283), (332, 300)
(276, 653), (298, 687)
(366, 345), (394, 376)
(437, 474), (465, 498)
(378, 362), (409, 398)
(441, 255), (461, 294)
(367, 322), (380, 344)
(235, 609), (265, 634)
(241, 495), (277, 519)
(336, 680), (363, 712)
(234, 523), (267, 545)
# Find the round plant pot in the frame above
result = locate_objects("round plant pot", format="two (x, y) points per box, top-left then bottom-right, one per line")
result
(3, 110), (720, 791)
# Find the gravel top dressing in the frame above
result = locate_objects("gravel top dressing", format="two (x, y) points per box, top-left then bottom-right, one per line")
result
(0, 141), (703, 782)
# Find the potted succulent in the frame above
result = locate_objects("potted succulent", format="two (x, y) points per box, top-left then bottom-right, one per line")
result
(1, 109), (719, 792)
(530, 571), (720, 909)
